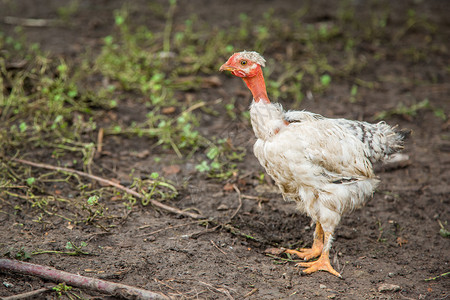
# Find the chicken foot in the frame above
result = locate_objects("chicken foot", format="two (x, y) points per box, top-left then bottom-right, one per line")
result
(298, 231), (342, 278)
(285, 223), (342, 278)
(284, 222), (324, 261)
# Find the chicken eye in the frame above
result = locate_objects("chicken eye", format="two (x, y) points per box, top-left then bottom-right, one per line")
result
(240, 60), (247, 66)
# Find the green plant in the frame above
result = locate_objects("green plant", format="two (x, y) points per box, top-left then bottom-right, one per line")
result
(374, 99), (445, 121)
(196, 139), (246, 179)
(82, 195), (106, 224)
(57, 0), (80, 23)
(129, 172), (178, 206)
(15, 247), (31, 260)
(53, 283), (73, 297)
(438, 220), (450, 238)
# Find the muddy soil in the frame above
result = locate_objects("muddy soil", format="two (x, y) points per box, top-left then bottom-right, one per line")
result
(0, 0), (449, 299)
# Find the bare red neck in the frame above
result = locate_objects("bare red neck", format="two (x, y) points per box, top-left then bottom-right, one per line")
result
(242, 66), (270, 104)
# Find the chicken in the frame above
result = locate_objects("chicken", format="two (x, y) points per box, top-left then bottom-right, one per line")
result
(219, 51), (409, 278)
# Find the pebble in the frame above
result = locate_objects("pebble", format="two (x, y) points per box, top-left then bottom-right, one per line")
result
(378, 283), (401, 292)
(320, 284), (327, 289)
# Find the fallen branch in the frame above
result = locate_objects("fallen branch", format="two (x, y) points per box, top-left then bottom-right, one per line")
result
(12, 158), (203, 219)
(0, 259), (168, 300)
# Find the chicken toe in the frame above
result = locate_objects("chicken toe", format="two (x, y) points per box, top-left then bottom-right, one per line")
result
(297, 230), (342, 278)
(297, 252), (342, 278)
(284, 244), (323, 261)
(284, 222), (324, 261)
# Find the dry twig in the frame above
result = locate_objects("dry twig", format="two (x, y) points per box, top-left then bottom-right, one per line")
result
(243, 288), (259, 298)
(198, 281), (234, 300)
(96, 128), (104, 157)
(0, 259), (168, 300)
(3, 16), (60, 27)
(230, 184), (242, 219)
(12, 158), (203, 219)
(1, 286), (54, 300)
(210, 240), (227, 255)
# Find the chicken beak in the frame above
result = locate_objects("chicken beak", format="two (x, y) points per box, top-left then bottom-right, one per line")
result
(219, 64), (235, 72)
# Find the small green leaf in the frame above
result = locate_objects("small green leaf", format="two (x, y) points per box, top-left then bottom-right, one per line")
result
(57, 63), (68, 75)
(113, 126), (122, 133)
(434, 108), (447, 121)
(19, 122), (27, 132)
(320, 74), (331, 87)
(115, 15), (125, 26)
(351, 84), (358, 96)
(195, 161), (210, 172)
(439, 228), (450, 238)
(87, 195), (99, 205)
(26, 177), (35, 186)
(104, 35), (113, 45)
(206, 147), (219, 160)
(68, 89), (78, 98)
(210, 161), (221, 170)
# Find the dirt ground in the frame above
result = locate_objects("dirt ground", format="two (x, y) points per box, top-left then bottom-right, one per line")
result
(1, 0), (449, 299)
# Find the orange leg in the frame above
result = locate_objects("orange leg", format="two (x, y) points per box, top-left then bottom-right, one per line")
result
(297, 231), (342, 278)
(284, 222), (324, 261)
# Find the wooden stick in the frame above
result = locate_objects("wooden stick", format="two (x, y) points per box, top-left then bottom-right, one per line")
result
(3, 16), (59, 27)
(210, 240), (227, 255)
(12, 158), (203, 219)
(230, 184), (242, 219)
(96, 128), (104, 157)
(1, 286), (53, 300)
(0, 259), (168, 300)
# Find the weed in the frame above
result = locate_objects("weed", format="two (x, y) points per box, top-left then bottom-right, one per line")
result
(15, 247), (31, 261)
(83, 195), (105, 224)
(376, 220), (387, 243)
(438, 220), (450, 238)
(57, 0), (80, 23)
(349, 84), (358, 103)
(425, 271), (450, 282)
(129, 173), (178, 206)
(375, 99), (446, 121)
(32, 241), (90, 256)
(196, 138), (246, 179)
(266, 253), (303, 265)
(53, 283), (73, 297)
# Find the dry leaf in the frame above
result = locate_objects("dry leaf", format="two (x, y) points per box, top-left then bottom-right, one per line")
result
(223, 182), (234, 191)
(396, 236), (408, 246)
(162, 165), (180, 175)
(162, 106), (176, 114)
(264, 247), (286, 256)
(131, 150), (150, 158)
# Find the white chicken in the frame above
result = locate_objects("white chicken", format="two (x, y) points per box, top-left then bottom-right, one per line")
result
(220, 51), (409, 277)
